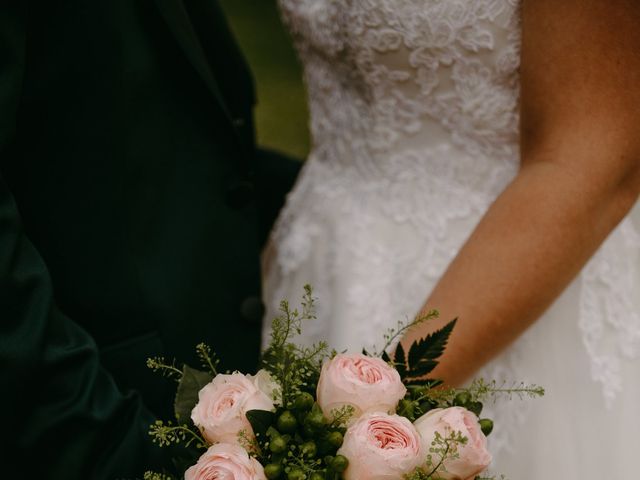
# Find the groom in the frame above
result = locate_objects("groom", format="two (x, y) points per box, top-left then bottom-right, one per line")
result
(0, 1), (298, 478)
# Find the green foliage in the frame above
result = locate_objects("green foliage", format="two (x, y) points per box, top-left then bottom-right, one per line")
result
(371, 309), (440, 358)
(261, 285), (330, 408)
(402, 426), (506, 480)
(195, 343), (219, 376)
(143, 471), (175, 480)
(398, 377), (544, 424)
(420, 378), (545, 411)
(328, 405), (355, 429)
(174, 365), (214, 423)
(238, 428), (262, 457)
(394, 342), (407, 378)
(244, 287), (354, 477)
(250, 403), (349, 480)
(146, 357), (183, 382)
(395, 318), (458, 383)
(148, 420), (206, 449)
(406, 319), (457, 380)
(246, 409), (277, 439)
(404, 430), (467, 480)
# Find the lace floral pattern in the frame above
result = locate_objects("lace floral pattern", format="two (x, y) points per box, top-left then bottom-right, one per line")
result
(579, 217), (640, 408)
(266, 0), (640, 453)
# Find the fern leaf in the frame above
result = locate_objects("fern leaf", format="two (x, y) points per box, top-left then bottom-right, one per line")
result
(394, 341), (407, 378)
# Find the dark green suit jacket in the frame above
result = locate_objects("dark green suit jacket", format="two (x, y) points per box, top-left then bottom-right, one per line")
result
(0, 1), (299, 478)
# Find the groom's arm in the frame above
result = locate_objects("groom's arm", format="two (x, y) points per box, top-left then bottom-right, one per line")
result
(0, 5), (168, 478)
(254, 147), (302, 246)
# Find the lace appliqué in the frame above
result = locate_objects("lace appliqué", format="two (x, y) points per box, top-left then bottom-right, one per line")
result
(580, 217), (640, 408)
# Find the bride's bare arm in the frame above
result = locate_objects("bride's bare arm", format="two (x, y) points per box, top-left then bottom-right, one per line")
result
(401, 0), (640, 386)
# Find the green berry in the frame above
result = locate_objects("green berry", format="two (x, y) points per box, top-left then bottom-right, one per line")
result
(287, 468), (306, 480)
(264, 463), (283, 479)
(305, 411), (326, 430)
(327, 431), (343, 448)
(309, 473), (325, 480)
(301, 440), (318, 458)
(277, 411), (298, 434)
(330, 455), (349, 473)
(270, 435), (288, 454)
(479, 418), (494, 436)
(303, 423), (316, 438)
(468, 401), (483, 417)
(294, 392), (315, 411)
(453, 391), (471, 407)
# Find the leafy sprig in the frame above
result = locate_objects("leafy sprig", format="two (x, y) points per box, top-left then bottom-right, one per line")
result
(143, 471), (175, 480)
(195, 343), (219, 376)
(148, 420), (206, 449)
(146, 357), (183, 382)
(368, 309), (440, 358)
(404, 430), (467, 480)
(328, 405), (356, 429)
(238, 429), (262, 457)
(380, 313), (457, 383)
(420, 379), (545, 409)
(261, 285), (330, 408)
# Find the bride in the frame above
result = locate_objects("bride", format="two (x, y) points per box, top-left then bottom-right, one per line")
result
(263, 1), (640, 478)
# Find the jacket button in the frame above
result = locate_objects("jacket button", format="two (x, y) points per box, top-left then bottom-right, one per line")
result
(226, 180), (255, 210)
(240, 296), (265, 324)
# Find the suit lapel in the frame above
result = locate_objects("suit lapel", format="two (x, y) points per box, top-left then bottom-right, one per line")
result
(153, 0), (233, 123)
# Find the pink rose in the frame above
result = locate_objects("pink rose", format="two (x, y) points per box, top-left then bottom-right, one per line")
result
(413, 407), (492, 480)
(191, 370), (277, 444)
(185, 443), (267, 480)
(317, 353), (406, 419)
(338, 412), (424, 480)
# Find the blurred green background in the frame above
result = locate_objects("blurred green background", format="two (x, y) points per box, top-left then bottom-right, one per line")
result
(220, 0), (310, 159)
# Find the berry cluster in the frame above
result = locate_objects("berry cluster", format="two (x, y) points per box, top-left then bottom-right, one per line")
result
(398, 385), (494, 437)
(253, 392), (349, 480)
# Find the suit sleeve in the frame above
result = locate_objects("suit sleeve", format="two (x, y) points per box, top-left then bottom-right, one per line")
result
(254, 147), (302, 246)
(0, 5), (170, 479)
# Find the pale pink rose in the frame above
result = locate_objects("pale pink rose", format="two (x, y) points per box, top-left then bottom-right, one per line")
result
(414, 407), (492, 480)
(338, 412), (424, 480)
(316, 353), (406, 419)
(184, 443), (267, 480)
(191, 370), (277, 444)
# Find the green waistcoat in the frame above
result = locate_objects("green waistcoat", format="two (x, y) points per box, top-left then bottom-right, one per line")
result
(0, 1), (299, 478)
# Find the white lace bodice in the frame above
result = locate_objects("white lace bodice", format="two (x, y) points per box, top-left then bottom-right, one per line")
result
(267, 0), (640, 434)
(278, 0), (521, 171)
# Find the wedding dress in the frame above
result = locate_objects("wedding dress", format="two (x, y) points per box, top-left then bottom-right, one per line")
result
(263, 1), (640, 477)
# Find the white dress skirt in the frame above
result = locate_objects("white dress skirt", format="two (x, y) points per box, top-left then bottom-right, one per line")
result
(264, 1), (640, 477)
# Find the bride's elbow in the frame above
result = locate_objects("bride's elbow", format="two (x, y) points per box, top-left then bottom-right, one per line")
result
(519, 125), (640, 225)
(611, 157), (640, 217)
(593, 142), (640, 217)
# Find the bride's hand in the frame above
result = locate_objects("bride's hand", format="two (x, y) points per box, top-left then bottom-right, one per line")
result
(401, 0), (640, 386)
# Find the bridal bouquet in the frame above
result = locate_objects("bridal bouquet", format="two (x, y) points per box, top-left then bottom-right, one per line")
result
(145, 286), (542, 480)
